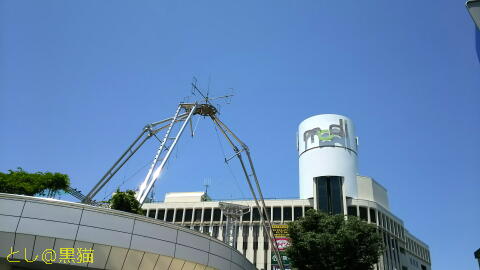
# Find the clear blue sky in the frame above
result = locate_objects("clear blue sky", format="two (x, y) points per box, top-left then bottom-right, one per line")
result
(1, 1), (479, 269)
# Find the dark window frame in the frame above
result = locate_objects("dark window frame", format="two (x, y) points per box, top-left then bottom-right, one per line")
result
(252, 207), (260, 221)
(175, 209), (184, 222)
(283, 206), (292, 221)
(166, 209), (174, 222)
(194, 209), (202, 222)
(203, 208), (212, 222)
(347, 206), (357, 217)
(314, 176), (344, 215)
(294, 206), (303, 220)
(157, 209), (165, 220)
(273, 207), (281, 221)
(213, 208), (222, 222)
(369, 208), (377, 223)
(359, 206), (368, 221)
(184, 209), (193, 222)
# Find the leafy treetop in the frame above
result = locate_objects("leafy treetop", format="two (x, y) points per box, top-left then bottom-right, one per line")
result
(109, 189), (143, 214)
(286, 209), (384, 270)
(0, 167), (70, 197)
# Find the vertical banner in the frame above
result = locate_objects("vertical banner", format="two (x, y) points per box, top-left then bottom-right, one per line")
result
(271, 225), (292, 270)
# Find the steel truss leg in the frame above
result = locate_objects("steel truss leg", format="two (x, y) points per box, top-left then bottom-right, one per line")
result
(83, 112), (189, 204)
(136, 104), (198, 204)
(83, 129), (149, 203)
(210, 115), (285, 270)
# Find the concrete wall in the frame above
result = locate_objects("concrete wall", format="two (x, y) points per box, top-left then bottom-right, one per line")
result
(356, 176), (389, 210)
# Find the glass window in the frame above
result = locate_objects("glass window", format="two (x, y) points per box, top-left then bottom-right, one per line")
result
(369, 208), (376, 223)
(347, 206), (357, 216)
(212, 225), (219, 238)
(330, 176), (344, 214)
(315, 176), (328, 213)
(253, 225), (260, 237)
(242, 225), (249, 237)
(203, 225), (210, 235)
(314, 176), (343, 215)
(242, 226), (249, 249)
(213, 208), (221, 221)
(283, 207), (292, 221)
(175, 209), (183, 222)
(252, 225), (259, 250)
(359, 206), (368, 221)
(166, 209), (174, 222)
(294, 207), (303, 220)
(194, 225), (200, 231)
(157, 209), (165, 220)
(148, 209), (156, 218)
(203, 209), (212, 222)
(194, 209), (202, 222)
(242, 209), (251, 222)
(212, 225), (220, 238)
(273, 207), (281, 221)
(184, 209), (192, 222)
(252, 207), (260, 221)
(265, 207), (271, 220)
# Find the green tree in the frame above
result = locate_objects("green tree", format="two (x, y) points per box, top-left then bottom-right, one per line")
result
(286, 209), (384, 270)
(109, 189), (142, 214)
(0, 168), (70, 197)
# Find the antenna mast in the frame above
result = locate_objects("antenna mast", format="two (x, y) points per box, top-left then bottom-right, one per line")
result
(203, 178), (211, 195)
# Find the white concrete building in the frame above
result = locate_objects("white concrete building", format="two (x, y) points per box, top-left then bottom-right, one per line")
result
(142, 114), (432, 270)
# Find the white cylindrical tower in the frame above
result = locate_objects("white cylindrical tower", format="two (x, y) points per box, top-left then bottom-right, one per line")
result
(298, 114), (358, 199)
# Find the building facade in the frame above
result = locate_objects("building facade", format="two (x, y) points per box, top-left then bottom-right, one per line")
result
(143, 114), (432, 270)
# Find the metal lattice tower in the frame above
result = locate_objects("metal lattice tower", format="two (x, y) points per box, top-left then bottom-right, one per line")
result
(219, 202), (249, 247)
